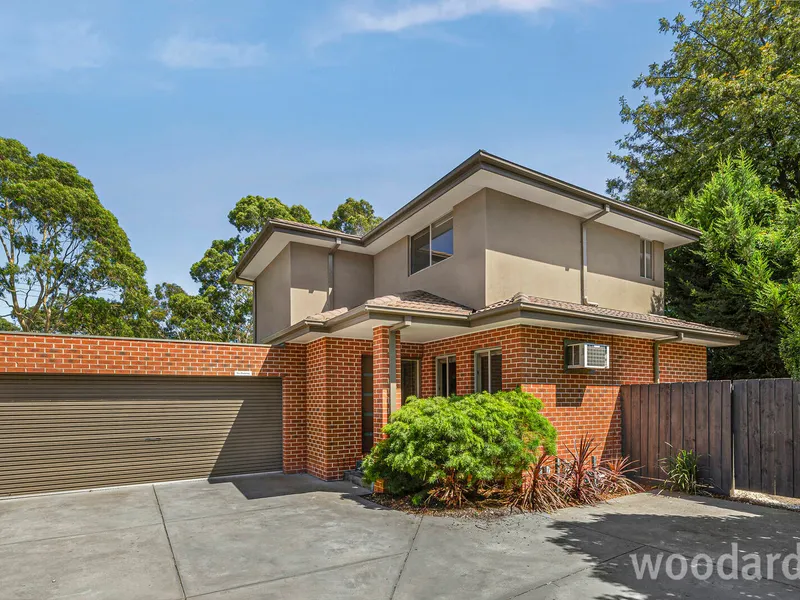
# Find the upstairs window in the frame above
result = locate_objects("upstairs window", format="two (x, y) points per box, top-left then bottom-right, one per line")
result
(640, 239), (654, 280)
(410, 215), (453, 274)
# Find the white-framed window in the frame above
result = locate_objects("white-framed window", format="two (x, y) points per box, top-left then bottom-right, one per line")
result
(435, 355), (457, 397)
(640, 239), (654, 280)
(410, 214), (454, 274)
(474, 348), (502, 393)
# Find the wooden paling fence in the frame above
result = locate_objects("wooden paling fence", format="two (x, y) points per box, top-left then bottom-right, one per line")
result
(621, 379), (800, 497)
(732, 379), (800, 498)
(620, 381), (732, 494)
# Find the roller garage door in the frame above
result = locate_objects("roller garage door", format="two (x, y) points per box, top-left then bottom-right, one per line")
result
(0, 374), (282, 497)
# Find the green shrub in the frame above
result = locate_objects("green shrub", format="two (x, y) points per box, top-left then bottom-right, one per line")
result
(660, 446), (700, 495)
(361, 388), (557, 497)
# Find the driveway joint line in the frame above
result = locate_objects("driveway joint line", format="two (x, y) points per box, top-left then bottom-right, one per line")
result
(390, 515), (424, 600)
(153, 485), (188, 600)
(502, 543), (649, 600)
(160, 501), (301, 525)
(185, 551), (409, 598)
(0, 520), (165, 548)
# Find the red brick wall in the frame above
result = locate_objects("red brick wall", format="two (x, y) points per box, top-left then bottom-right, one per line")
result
(0, 327), (708, 481)
(0, 332), (308, 475)
(658, 343), (707, 382)
(303, 337), (372, 480)
(406, 325), (707, 462)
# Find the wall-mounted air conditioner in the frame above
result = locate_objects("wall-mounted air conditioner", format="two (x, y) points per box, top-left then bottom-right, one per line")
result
(566, 342), (610, 370)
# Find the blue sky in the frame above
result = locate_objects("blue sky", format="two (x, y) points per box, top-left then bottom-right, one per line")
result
(0, 0), (687, 291)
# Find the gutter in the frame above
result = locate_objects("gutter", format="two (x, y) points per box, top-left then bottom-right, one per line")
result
(471, 301), (743, 343)
(362, 150), (701, 246)
(581, 205), (610, 306)
(653, 333), (684, 383)
(232, 151), (702, 283)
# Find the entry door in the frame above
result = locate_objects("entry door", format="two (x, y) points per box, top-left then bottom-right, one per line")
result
(361, 355), (374, 454)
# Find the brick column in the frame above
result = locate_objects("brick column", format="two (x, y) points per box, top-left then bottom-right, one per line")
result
(372, 326), (401, 443)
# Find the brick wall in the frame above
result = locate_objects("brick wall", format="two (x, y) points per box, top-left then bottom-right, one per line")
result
(407, 325), (707, 462)
(304, 337), (372, 480)
(0, 332), (308, 475)
(0, 326), (708, 481)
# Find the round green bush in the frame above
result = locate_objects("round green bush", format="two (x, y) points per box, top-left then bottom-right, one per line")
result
(361, 388), (557, 495)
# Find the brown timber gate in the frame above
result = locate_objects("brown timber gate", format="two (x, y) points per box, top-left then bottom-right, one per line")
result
(622, 379), (800, 498)
(0, 374), (282, 497)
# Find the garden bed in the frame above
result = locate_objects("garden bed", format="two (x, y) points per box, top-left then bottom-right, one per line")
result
(365, 485), (656, 519)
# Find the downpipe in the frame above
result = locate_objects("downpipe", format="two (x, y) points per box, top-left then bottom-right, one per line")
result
(653, 332), (684, 383)
(581, 205), (610, 306)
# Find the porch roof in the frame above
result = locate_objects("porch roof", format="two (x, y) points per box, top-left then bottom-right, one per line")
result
(262, 290), (745, 348)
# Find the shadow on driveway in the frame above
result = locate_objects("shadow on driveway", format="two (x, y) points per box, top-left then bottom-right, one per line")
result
(536, 492), (800, 599)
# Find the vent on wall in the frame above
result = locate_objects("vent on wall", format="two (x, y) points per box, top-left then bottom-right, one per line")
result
(566, 342), (610, 370)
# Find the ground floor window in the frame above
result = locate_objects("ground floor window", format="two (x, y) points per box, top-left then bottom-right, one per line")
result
(436, 355), (457, 397)
(475, 349), (502, 393)
(401, 359), (420, 404)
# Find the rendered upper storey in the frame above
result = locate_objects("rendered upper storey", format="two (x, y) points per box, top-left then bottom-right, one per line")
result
(230, 151), (736, 346)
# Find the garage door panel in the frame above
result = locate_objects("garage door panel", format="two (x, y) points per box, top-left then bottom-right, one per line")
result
(0, 374), (282, 497)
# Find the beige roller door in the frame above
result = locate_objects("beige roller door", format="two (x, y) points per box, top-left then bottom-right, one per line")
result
(0, 374), (282, 497)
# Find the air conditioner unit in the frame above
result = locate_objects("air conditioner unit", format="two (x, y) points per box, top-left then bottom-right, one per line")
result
(566, 342), (610, 370)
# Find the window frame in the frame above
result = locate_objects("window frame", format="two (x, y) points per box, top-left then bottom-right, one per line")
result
(640, 238), (654, 280)
(401, 358), (421, 405)
(474, 347), (502, 393)
(435, 355), (457, 397)
(409, 214), (454, 275)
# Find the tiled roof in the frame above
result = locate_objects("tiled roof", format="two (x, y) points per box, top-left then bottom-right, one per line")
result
(305, 291), (473, 322)
(303, 290), (740, 339)
(366, 290), (473, 315)
(478, 293), (740, 337)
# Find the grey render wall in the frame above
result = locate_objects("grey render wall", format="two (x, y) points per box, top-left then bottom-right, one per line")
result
(585, 221), (665, 313)
(256, 242), (374, 341)
(288, 242), (374, 326)
(484, 189), (665, 314)
(255, 244), (291, 343)
(373, 189), (487, 310)
(253, 185), (669, 341)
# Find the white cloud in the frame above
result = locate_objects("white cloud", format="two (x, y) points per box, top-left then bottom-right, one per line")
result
(339, 0), (556, 34)
(0, 19), (110, 81)
(156, 35), (267, 69)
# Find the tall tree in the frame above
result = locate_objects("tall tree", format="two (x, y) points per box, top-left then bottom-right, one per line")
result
(608, 0), (800, 216)
(608, 1), (800, 378)
(322, 198), (383, 235)
(153, 283), (221, 341)
(675, 153), (800, 378)
(0, 137), (151, 333)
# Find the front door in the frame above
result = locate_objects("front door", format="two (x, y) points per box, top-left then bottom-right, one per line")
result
(361, 355), (374, 454)
(401, 359), (420, 405)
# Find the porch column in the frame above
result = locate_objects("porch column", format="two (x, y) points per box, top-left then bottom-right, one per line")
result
(372, 326), (401, 443)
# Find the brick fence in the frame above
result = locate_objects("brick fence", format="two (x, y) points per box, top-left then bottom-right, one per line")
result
(0, 332), (309, 475)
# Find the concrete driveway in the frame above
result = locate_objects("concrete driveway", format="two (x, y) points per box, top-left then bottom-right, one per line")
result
(2, 474), (800, 599)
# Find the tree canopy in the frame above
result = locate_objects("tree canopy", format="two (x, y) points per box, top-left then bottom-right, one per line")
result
(610, 0), (800, 378)
(0, 137), (152, 333)
(321, 197), (383, 235)
(674, 153), (800, 378)
(609, 0), (800, 216)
